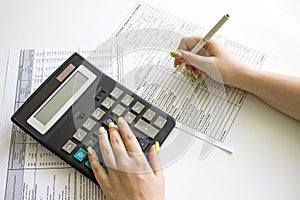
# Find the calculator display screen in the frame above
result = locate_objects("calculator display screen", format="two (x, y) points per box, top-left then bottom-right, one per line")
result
(35, 71), (88, 125)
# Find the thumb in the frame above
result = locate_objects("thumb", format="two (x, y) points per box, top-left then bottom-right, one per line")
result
(179, 50), (213, 72)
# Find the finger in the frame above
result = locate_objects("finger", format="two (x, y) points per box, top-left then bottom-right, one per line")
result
(192, 68), (201, 78)
(87, 147), (108, 185)
(117, 117), (143, 154)
(185, 64), (193, 73)
(179, 50), (213, 72)
(98, 126), (116, 168)
(182, 36), (219, 56)
(177, 37), (200, 51)
(108, 122), (130, 162)
(149, 142), (164, 177)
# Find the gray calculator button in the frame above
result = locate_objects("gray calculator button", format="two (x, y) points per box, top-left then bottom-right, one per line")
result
(82, 118), (96, 131)
(143, 109), (156, 121)
(112, 104), (126, 116)
(134, 119), (159, 139)
(121, 94), (134, 106)
(154, 116), (167, 129)
(62, 140), (77, 154)
(132, 102), (145, 114)
(124, 111), (136, 124)
(82, 136), (98, 148)
(110, 87), (123, 99)
(101, 97), (115, 110)
(73, 128), (87, 142)
(92, 108), (105, 120)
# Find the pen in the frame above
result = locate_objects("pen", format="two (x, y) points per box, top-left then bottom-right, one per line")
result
(175, 14), (230, 71)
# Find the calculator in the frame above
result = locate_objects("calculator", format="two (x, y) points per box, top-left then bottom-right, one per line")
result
(11, 52), (176, 183)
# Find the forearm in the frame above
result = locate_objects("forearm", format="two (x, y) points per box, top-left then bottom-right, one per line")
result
(232, 66), (300, 121)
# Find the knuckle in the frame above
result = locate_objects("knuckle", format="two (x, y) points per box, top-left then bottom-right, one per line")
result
(110, 136), (123, 145)
(124, 132), (135, 141)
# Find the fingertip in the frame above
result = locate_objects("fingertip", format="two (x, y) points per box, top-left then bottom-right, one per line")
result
(149, 144), (163, 176)
(170, 50), (183, 60)
(155, 141), (160, 152)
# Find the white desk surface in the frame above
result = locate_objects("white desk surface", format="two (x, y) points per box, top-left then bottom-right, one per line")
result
(1, 0), (300, 199)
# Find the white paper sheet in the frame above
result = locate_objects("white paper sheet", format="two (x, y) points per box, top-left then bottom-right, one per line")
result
(1, 2), (266, 199)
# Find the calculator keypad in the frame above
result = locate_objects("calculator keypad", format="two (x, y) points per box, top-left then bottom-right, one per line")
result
(134, 119), (159, 139)
(92, 108), (105, 120)
(121, 94), (134, 106)
(62, 86), (171, 173)
(132, 102), (145, 114)
(62, 140), (77, 154)
(124, 111), (136, 124)
(101, 97), (115, 110)
(73, 128), (87, 142)
(143, 109), (156, 121)
(82, 118), (96, 131)
(74, 148), (88, 162)
(110, 87), (123, 99)
(82, 136), (98, 148)
(154, 116), (167, 129)
(112, 104), (126, 116)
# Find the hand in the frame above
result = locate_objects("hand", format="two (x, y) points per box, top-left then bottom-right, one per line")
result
(171, 36), (247, 87)
(87, 117), (165, 200)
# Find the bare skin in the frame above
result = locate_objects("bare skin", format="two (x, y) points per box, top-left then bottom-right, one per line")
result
(88, 117), (164, 200)
(88, 36), (300, 200)
(173, 36), (300, 122)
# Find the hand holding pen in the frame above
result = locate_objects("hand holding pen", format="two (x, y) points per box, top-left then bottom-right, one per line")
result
(170, 14), (239, 83)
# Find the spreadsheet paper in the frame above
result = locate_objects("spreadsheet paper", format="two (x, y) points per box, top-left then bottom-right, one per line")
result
(2, 2), (265, 199)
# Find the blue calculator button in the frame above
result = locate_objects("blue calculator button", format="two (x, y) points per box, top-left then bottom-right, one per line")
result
(85, 160), (107, 173)
(102, 163), (108, 173)
(73, 148), (88, 162)
(85, 160), (91, 169)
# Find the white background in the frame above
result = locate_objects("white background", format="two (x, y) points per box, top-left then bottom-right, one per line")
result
(0, 0), (300, 199)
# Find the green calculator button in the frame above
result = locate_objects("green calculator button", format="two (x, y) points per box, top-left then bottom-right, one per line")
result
(73, 148), (88, 162)
(85, 160), (91, 169)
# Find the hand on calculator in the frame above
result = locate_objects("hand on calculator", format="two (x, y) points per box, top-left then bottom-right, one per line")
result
(87, 117), (165, 200)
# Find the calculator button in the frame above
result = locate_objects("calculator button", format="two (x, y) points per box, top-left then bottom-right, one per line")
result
(124, 112), (136, 124)
(92, 108), (105, 120)
(73, 128), (87, 142)
(121, 94), (134, 106)
(82, 136), (98, 148)
(103, 116), (116, 128)
(110, 87), (123, 99)
(95, 90), (106, 101)
(82, 118), (96, 131)
(132, 102), (145, 114)
(73, 148), (88, 162)
(101, 97), (115, 110)
(154, 116), (167, 129)
(137, 138), (150, 150)
(134, 119), (159, 139)
(102, 163), (108, 173)
(112, 104), (126, 116)
(62, 140), (77, 154)
(143, 109), (156, 121)
(85, 160), (91, 169)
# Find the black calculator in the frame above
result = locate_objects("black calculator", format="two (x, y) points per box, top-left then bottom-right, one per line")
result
(11, 52), (176, 183)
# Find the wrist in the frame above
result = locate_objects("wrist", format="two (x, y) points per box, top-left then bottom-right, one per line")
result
(229, 64), (254, 89)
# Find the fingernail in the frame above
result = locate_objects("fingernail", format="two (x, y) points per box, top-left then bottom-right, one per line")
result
(194, 75), (199, 79)
(187, 69), (192, 74)
(174, 63), (178, 68)
(117, 117), (123, 124)
(201, 77), (205, 82)
(155, 141), (160, 152)
(108, 121), (115, 128)
(87, 147), (93, 155)
(170, 50), (182, 59)
(98, 126), (105, 134)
